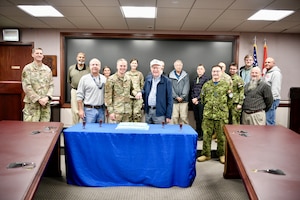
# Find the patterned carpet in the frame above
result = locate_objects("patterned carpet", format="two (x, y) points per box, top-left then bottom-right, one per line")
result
(33, 148), (248, 200)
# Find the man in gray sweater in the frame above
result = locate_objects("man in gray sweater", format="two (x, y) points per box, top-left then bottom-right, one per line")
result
(242, 67), (273, 125)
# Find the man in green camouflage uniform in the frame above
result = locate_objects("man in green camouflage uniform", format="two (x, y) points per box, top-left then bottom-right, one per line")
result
(22, 48), (54, 122)
(105, 58), (142, 123)
(197, 65), (232, 164)
(126, 59), (144, 122)
(229, 62), (244, 124)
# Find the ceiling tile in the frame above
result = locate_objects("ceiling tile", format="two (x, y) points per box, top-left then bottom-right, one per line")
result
(193, 0), (235, 9)
(97, 16), (128, 29)
(207, 20), (244, 32)
(81, 0), (119, 6)
(229, 0), (273, 9)
(56, 6), (93, 17)
(126, 18), (155, 30)
(232, 21), (273, 32)
(158, 0), (195, 8)
(45, 0), (84, 6)
(266, 0), (300, 9)
(67, 16), (103, 29)
(88, 6), (123, 17)
(157, 8), (190, 18)
(156, 18), (184, 30)
(39, 17), (77, 28)
(262, 21), (300, 33)
(119, 0), (156, 7)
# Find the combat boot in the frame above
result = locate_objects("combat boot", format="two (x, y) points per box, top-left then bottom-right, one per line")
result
(219, 156), (225, 164)
(197, 155), (211, 162)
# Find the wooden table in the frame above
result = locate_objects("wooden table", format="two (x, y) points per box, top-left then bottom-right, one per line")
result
(0, 121), (63, 200)
(223, 125), (300, 200)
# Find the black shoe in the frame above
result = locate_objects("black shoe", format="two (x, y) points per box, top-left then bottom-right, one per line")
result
(197, 136), (203, 141)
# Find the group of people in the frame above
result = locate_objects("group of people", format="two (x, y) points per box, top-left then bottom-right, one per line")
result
(67, 53), (174, 125)
(195, 55), (282, 164)
(21, 48), (282, 165)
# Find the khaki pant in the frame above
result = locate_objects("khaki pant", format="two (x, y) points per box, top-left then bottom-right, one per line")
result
(171, 102), (189, 124)
(71, 88), (80, 124)
(242, 110), (265, 125)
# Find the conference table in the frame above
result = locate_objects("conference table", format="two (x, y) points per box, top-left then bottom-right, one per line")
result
(223, 125), (300, 200)
(0, 120), (63, 200)
(63, 123), (197, 188)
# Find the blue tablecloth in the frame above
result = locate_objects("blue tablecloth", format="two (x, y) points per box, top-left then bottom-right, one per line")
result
(63, 123), (197, 188)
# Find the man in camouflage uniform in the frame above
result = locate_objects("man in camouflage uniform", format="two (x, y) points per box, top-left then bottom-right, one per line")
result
(218, 62), (233, 87)
(126, 58), (144, 122)
(105, 58), (142, 123)
(22, 48), (54, 122)
(197, 65), (232, 164)
(228, 62), (244, 124)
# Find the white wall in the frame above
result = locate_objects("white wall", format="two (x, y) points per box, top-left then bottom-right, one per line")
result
(20, 29), (299, 127)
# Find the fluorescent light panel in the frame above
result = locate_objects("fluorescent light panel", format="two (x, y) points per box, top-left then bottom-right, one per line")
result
(248, 9), (294, 21)
(121, 6), (156, 18)
(17, 5), (63, 17)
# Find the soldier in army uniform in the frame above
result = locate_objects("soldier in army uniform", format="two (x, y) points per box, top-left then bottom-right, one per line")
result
(22, 48), (54, 122)
(228, 62), (244, 124)
(105, 58), (142, 123)
(197, 65), (232, 164)
(218, 62), (233, 87)
(126, 59), (144, 122)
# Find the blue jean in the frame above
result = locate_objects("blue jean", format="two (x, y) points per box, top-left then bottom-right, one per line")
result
(266, 99), (280, 125)
(84, 107), (105, 123)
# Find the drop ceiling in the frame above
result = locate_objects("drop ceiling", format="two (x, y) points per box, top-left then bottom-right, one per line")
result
(0, 0), (299, 33)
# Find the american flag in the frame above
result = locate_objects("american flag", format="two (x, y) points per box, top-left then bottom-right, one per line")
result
(253, 43), (258, 67)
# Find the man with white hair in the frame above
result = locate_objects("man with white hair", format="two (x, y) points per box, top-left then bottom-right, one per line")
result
(142, 59), (173, 124)
(242, 67), (273, 125)
(169, 59), (190, 124)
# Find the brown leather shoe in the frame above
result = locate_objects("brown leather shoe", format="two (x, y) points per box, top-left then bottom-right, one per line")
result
(219, 156), (225, 164)
(197, 155), (211, 162)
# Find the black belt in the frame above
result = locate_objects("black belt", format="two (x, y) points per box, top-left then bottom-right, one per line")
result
(244, 110), (263, 114)
(84, 104), (104, 109)
(148, 106), (156, 109)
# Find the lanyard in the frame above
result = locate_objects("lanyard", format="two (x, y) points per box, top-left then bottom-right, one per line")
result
(91, 74), (104, 89)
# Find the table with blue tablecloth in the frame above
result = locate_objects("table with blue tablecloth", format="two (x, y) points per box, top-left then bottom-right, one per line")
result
(63, 123), (197, 188)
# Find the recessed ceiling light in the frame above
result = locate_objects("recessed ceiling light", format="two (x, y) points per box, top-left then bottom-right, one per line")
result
(121, 6), (156, 18)
(17, 5), (63, 17)
(248, 9), (294, 21)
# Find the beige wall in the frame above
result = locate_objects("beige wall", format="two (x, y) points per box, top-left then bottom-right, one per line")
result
(19, 29), (299, 127)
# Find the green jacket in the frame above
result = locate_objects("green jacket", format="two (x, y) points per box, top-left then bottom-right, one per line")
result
(201, 79), (231, 122)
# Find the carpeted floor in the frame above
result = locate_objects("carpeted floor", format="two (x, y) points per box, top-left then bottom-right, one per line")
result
(33, 140), (248, 200)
